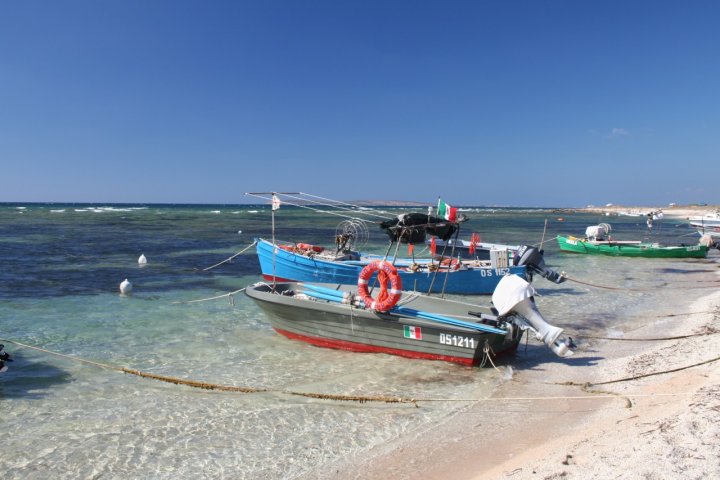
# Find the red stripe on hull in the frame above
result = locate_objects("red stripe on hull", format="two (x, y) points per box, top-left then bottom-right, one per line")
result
(273, 328), (517, 367)
(262, 273), (295, 283)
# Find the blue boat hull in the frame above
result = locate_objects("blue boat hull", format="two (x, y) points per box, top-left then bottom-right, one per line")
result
(255, 239), (527, 294)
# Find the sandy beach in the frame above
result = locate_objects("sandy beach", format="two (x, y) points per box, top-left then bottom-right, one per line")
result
(308, 208), (720, 480)
(580, 204), (719, 220)
(316, 272), (720, 480)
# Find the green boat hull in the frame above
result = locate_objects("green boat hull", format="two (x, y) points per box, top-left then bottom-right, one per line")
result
(556, 235), (708, 258)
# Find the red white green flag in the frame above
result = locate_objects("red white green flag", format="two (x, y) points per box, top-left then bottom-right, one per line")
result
(437, 198), (457, 222)
(404, 325), (422, 340)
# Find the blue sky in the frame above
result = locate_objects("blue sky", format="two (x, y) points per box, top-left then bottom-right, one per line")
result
(1, 1), (718, 207)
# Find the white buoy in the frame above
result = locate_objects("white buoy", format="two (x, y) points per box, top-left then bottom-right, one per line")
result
(120, 278), (133, 295)
(138, 254), (147, 265)
(237, 230), (242, 234)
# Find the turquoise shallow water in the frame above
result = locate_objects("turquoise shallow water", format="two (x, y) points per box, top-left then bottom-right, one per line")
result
(1, 203), (717, 478)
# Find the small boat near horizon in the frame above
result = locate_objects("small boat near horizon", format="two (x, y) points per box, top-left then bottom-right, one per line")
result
(245, 273), (575, 366)
(689, 211), (720, 236)
(696, 225), (720, 239)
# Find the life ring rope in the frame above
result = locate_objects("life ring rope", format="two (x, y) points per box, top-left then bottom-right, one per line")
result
(357, 260), (402, 312)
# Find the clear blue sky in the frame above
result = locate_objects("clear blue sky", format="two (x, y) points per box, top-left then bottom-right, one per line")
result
(1, 1), (718, 207)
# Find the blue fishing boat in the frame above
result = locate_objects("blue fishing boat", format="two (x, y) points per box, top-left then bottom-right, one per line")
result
(256, 238), (565, 294)
(256, 238), (530, 294)
(247, 192), (565, 295)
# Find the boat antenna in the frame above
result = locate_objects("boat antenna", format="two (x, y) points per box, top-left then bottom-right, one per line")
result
(246, 192), (302, 290)
(271, 192), (280, 290)
(439, 223), (462, 298)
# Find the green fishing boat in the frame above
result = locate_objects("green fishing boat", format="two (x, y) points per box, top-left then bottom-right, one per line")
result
(556, 224), (709, 258)
(556, 235), (708, 258)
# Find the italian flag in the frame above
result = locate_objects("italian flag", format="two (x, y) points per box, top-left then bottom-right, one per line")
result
(404, 325), (422, 340)
(437, 198), (458, 222)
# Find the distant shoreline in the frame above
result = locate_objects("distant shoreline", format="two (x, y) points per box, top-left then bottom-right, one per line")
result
(1, 201), (718, 218)
(579, 204), (719, 218)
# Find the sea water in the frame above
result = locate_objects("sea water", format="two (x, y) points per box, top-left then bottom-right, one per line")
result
(0, 203), (717, 479)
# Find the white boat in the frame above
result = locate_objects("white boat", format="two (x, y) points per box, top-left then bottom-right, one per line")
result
(697, 226), (720, 239)
(689, 212), (720, 230)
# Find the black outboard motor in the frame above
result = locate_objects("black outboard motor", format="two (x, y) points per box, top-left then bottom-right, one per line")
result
(0, 344), (12, 374)
(514, 245), (566, 284)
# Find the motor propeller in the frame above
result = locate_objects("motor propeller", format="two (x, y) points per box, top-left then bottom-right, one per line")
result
(492, 275), (574, 357)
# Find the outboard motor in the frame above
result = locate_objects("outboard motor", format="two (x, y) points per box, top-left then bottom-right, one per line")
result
(585, 223), (611, 241)
(699, 234), (720, 251)
(514, 245), (566, 284)
(492, 275), (574, 357)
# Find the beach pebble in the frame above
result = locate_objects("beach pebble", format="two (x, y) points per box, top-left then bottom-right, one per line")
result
(119, 278), (133, 295)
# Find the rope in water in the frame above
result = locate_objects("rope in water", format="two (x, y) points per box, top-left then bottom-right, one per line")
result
(560, 273), (653, 291)
(3, 335), (717, 407)
(172, 287), (247, 305)
(569, 329), (720, 342)
(557, 354), (720, 388)
(202, 240), (258, 271)
(561, 273), (720, 291)
(0, 337), (415, 405)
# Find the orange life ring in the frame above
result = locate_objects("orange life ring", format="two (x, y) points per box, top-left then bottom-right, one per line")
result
(357, 260), (402, 312)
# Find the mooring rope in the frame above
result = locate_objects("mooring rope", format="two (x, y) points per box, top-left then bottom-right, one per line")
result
(202, 240), (257, 271)
(556, 354), (720, 388)
(0, 337), (416, 405)
(561, 273), (720, 292)
(560, 273), (665, 292)
(120, 368), (267, 393)
(172, 287), (247, 305)
(568, 329), (720, 342)
(4, 336), (714, 408)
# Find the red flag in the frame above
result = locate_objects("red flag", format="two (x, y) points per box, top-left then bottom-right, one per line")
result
(430, 237), (437, 256)
(469, 232), (480, 255)
(408, 243), (415, 256)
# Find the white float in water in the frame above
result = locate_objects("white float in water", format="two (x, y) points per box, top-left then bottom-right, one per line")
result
(119, 278), (133, 295)
(237, 230), (242, 234)
(138, 254), (147, 265)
